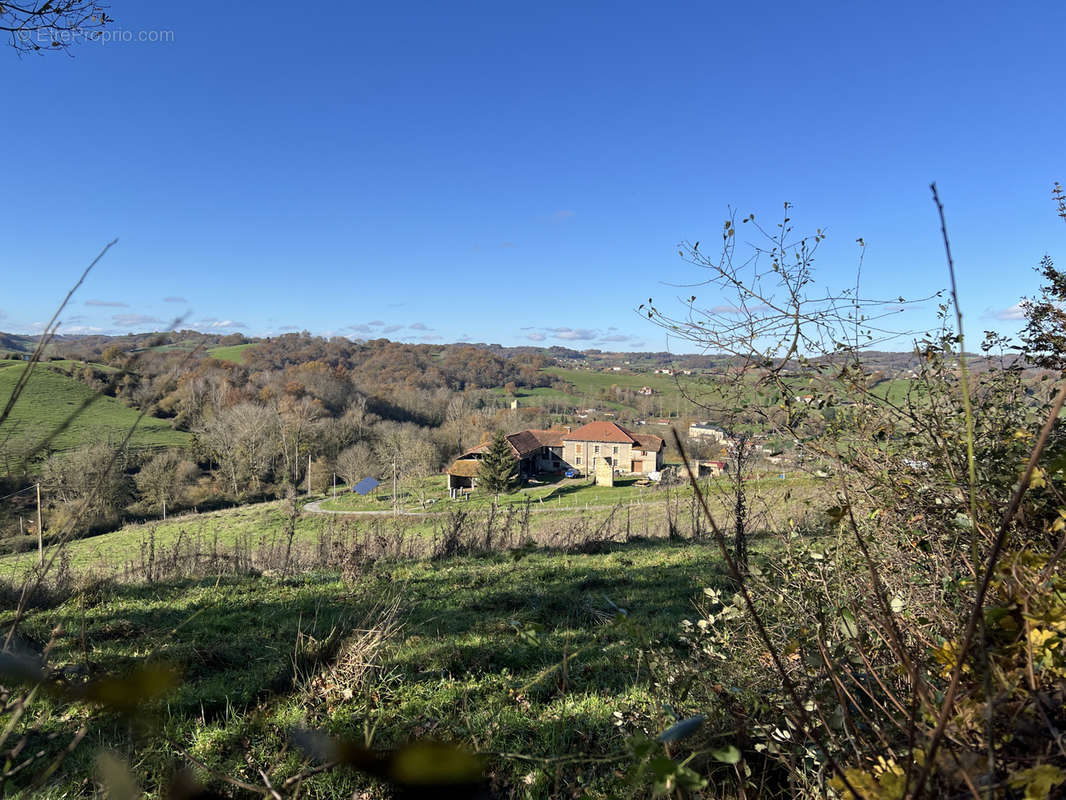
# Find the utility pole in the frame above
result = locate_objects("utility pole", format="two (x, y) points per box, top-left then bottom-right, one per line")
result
(307, 454), (312, 495)
(162, 499), (167, 521)
(332, 472), (337, 502)
(36, 483), (43, 567)
(392, 457), (398, 516)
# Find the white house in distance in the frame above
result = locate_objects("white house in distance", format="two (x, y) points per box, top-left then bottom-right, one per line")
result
(688, 422), (728, 443)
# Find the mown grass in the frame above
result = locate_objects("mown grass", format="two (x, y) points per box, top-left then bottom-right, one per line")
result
(6, 538), (740, 798)
(0, 360), (190, 454)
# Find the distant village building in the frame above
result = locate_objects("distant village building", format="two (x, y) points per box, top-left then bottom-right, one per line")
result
(688, 422), (728, 443)
(696, 460), (727, 477)
(638, 386), (654, 395)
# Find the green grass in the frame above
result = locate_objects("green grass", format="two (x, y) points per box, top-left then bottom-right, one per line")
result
(319, 474), (669, 513)
(0, 360), (190, 455)
(4, 539), (738, 797)
(321, 471), (813, 515)
(0, 500), (327, 576)
(206, 343), (255, 364)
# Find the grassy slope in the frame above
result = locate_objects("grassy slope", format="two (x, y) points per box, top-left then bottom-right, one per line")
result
(512, 367), (693, 413)
(0, 471), (821, 579)
(0, 361), (189, 454)
(206, 343), (255, 364)
(0, 501), (326, 576)
(9, 539), (736, 798)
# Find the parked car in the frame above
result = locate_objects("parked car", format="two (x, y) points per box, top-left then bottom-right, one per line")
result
(564, 468), (579, 478)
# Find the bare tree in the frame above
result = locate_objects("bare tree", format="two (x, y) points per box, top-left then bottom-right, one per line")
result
(135, 448), (198, 516)
(197, 403), (279, 497)
(336, 441), (378, 488)
(644, 203), (931, 569)
(1, 1), (112, 54)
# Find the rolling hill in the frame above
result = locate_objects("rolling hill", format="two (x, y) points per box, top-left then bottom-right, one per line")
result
(0, 360), (190, 459)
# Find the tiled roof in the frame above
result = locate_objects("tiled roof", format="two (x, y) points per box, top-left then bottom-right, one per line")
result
(506, 430), (544, 458)
(458, 427), (567, 460)
(632, 433), (664, 452)
(563, 421), (638, 444)
(527, 428), (566, 447)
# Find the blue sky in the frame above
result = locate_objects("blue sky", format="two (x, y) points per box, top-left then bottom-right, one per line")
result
(1, 1), (1063, 353)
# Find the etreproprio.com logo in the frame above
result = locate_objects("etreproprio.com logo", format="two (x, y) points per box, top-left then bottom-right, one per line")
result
(20, 28), (175, 45)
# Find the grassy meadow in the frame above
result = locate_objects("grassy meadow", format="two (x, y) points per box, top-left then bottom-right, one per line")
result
(0, 360), (189, 455)
(206, 343), (256, 364)
(5, 537), (749, 798)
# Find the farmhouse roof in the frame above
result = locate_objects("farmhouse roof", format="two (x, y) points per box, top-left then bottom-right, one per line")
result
(447, 459), (481, 478)
(563, 421), (638, 444)
(505, 430), (544, 458)
(527, 428), (567, 447)
(632, 432), (664, 452)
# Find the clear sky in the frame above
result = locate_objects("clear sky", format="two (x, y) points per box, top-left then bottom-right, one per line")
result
(1, 1), (1063, 353)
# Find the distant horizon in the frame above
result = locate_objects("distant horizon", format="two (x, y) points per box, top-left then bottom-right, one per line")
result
(0, 327), (1015, 362)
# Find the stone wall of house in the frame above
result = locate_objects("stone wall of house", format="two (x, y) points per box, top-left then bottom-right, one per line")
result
(562, 440), (633, 475)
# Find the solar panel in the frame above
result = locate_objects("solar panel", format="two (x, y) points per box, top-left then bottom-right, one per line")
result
(352, 477), (380, 496)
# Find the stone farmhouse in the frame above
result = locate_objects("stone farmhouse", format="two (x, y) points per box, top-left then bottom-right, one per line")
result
(447, 421), (664, 495)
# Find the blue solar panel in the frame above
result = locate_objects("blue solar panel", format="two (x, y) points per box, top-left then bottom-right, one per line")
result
(352, 477), (380, 496)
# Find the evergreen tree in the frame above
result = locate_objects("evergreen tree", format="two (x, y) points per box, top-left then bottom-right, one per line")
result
(477, 431), (519, 500)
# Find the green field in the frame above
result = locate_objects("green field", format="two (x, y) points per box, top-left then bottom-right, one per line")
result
(5, 538), (743, 797)
(0, 360), (190, 456)
(206, 343), (255, 363)
(318, 474), (671, 513)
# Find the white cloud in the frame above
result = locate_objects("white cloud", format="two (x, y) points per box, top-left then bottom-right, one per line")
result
(994, 302), (1027, 321)
(550, 327), (598, 341)
(527, 332), (546, 342)
(163, 296), (188, 303)
(409, 322), (433, 331)
(86, 299), (128, 307)
(112, 313), (162, 327)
